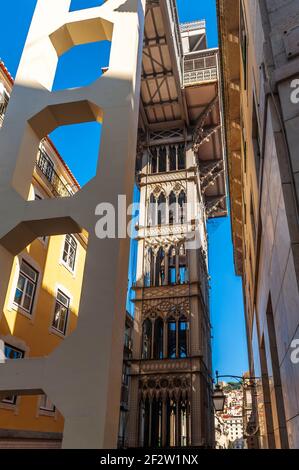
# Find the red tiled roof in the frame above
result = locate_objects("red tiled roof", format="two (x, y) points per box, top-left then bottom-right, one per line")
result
(0, 60), (14, 85)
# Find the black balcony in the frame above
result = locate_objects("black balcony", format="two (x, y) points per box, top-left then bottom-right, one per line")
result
(36, 149), (73, 198)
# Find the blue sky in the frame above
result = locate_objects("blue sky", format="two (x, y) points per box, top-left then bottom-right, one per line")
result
(0, 0), (248, 378)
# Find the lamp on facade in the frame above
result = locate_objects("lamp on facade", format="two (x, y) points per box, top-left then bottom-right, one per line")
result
(212, 383), (226, 412)
(213, 370), (261, 439)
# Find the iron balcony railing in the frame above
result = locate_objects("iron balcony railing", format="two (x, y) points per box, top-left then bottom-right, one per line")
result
(180, 20), (206, 33)
(36, 149), (73, 198)
(166, 2), (217, 87)
(183, 49), (218, 86)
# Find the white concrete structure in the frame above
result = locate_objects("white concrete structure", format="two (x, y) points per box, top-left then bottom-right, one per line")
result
(0, 0), (145, 449)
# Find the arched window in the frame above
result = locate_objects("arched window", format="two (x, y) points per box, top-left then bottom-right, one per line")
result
(169, 146), (177, 171)
(178, 191), (186, 224)
(142, 318), (152, 359)
(153, 317), (164, 360)
(157, 193), (166, 226)
(151, 148), (158, 174)
(178, 317), (188, 358)
(168, 246), (177, 285)
(178, 244), (187, 284)
(155, 247), (165, 287)
(148, 193), (157, 227)
(178, 145), (186, 170)
(158, 147), (167, 173)
(168, 191), (176, 225)
(167, 317), (176, 359)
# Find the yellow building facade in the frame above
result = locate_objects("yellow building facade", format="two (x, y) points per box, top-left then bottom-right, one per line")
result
(0, 61), (87, 447)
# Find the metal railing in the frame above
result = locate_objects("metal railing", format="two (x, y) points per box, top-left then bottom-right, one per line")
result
(180, 20), (206, 33)
(183, 50), (218, 86)
(36, 149), (73, 198)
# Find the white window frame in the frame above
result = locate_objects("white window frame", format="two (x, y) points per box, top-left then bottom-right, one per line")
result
(51, 289), (70, 336)
(61, 234), (77, 273)
(37, 394), (58, 419)
(13, 260), (38, 315)
(39, 394), (55, 412)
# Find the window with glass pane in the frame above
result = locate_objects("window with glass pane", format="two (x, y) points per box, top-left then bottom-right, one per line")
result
(169, 191), (176, 225)
(169, 146), (177, 171)
(2, 344), (24, 405)
(179, 320), (188, 358)
(155, 248), (165, 287)
(157, 193), (166, 226)
(158, 147), (167, 172)
(40, 394), (56, 412)
(168, 247), (176, 285)
(148, 194), (156, 227)
(178, 145), (185, 170)
(179, 244), (187, 284)
(142, 318), (152, 359)
(167, 319), (176, 359)
(52, 290), (70, 335)
(178, 191), (186, 224)
(14, 261), (38, 314)
(153, 318), (164, 360)
(151, 148), (157, 174)
(122, 364), (130, 386)
(62, 234), (77, 270)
